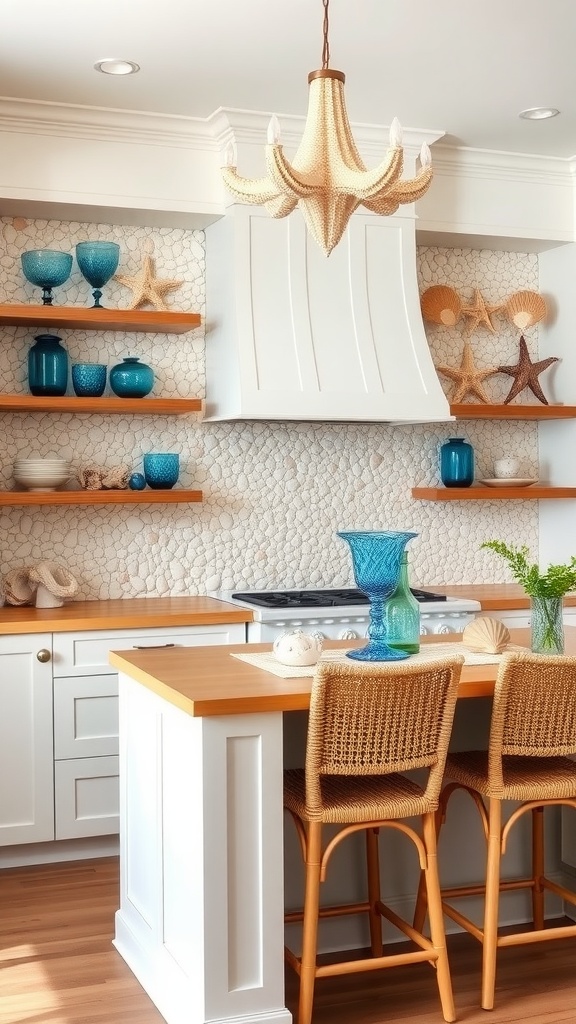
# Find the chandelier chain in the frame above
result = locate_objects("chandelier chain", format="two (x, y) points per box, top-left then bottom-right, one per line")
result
(321, 0), (330, 69)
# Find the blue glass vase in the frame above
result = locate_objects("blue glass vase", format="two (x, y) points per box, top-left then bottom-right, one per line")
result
(27, 333), (69, 396)
(337, 530), (418, 661)
(440, 437), (474, 487)
(109, 357), (154, 398)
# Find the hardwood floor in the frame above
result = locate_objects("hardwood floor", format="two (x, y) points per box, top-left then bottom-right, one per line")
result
(0, 857), (574, 1024)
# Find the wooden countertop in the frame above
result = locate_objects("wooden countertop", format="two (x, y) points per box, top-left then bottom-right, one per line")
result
(110, 627), (569, 717)
(0, 596), (252, 635)
(429, 583), (576, 611)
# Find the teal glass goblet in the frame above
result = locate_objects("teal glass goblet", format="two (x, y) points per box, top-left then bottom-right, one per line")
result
(337, 530), (418, 661)
(75, 241), (120, 308)
(21, 249), (73, 306)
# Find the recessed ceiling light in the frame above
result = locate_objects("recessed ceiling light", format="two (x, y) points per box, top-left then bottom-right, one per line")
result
(519, 107), (559, 120)
(94, 59), (140, 76)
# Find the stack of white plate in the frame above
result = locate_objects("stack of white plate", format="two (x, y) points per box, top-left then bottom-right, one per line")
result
(13, 457), (71, 492)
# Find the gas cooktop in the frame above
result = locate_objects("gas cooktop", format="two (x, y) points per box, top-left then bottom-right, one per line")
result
(231, 587), (447, 609)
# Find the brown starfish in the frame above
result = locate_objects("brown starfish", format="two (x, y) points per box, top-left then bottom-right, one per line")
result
(436, 341), (499, 404)
(461, 288), (502, 336)
(498, 335), (559, 405)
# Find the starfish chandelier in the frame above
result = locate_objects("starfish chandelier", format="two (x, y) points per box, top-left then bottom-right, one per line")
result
(221, 0), (434, 256)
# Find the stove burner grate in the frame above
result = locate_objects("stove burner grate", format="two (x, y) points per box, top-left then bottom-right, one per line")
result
(231, 587), (447, 609)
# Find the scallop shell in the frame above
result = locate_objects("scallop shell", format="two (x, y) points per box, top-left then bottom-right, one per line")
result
(504, 290), (547, 331)
(420, 285), (463, 326)
(462, 617), (511, 654)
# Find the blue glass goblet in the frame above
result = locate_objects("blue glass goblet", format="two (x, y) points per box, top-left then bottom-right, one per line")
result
(21, 249), (73, 306)
(337, 530), (417, 661)
(75, 241), (120, 308)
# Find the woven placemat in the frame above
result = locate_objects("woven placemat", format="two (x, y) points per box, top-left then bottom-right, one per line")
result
(231, 644), (529, 679)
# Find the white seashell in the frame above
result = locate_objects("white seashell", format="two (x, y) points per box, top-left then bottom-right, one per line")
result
(272, 629), (323, 667)
(462, 617), (511, 654)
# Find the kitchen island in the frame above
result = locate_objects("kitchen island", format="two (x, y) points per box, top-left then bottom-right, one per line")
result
(109, 631), (576, 1024)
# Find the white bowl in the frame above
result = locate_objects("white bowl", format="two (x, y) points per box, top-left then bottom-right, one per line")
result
(13, 468), (70, 491)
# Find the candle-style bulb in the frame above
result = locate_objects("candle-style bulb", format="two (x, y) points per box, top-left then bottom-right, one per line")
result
(267, 114), (281, 145)
(420, 142), (432, 168)
(389, 117), (403, 149)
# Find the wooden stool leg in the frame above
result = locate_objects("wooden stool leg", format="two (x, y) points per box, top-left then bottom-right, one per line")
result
(366, 826), (383, 956)
(422, 812), (456, 1023)
(532, 806), (545, 930)
(413, 804), (443, 933)
(299, 821), (322, 1024)
(481, 798), (502, 1011)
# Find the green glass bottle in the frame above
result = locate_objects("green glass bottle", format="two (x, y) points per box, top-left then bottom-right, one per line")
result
(384, 553), (421, 654)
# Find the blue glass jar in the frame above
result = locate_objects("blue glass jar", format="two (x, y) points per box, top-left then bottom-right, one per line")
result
(383, 553), (420, 654)
(440, 437), (474, 488)
(27, 333), (68, 396)
(109, 357), (154, 398)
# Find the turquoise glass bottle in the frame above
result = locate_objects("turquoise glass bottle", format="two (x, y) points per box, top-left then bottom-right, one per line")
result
(440, 437), (474, 487)
(383, 553), (421, 654)
(27, 333), (68, 396)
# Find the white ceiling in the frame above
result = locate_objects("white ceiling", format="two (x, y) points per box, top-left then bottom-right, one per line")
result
(2, 0), (576, 158)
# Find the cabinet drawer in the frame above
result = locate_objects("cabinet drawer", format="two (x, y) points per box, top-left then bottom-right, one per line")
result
(54, 755), (119, 839)
(52, 623), (246, 676)
(54, 675), (118, 759)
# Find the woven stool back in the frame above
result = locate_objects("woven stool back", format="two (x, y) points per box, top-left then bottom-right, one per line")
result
(488, 650), (576, 788)
(304, 657), (463, 817)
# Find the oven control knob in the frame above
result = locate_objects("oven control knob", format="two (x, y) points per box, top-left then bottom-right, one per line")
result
(419, 626), (430, 635)
(310, 631), (326, 642)
(435, 624), (452, 634)
(339, 628), (359, 640)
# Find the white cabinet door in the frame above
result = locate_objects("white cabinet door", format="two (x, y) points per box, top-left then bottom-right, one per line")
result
(0, 634), (54, 845)
(476, 609), (532, 629)
(54, 755), (119, 839)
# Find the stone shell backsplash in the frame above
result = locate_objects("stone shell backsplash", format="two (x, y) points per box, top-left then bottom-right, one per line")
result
(0, 220), (540, 599)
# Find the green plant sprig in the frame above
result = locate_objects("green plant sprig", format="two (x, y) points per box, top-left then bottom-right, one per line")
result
(481, 540), (576, 598)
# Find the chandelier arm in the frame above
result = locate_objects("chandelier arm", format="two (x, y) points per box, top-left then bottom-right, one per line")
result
(266, 146), (320, 198)
(264, 194), (299, 218)
(374, 167), (434, 206)
(331, 148), (404, 200)
(220, 166), (282, 204)
(362, 197), (400, 216)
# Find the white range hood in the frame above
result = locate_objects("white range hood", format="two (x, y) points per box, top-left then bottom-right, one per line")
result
(204, 202), (452, 423)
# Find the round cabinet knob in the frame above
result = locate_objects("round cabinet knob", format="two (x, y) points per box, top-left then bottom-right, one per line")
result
(36, 648), (51, 663)
(339, 629), (359, 640)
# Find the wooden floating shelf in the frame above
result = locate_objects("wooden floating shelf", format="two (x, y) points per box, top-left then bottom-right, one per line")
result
(0, 304), (201, 334)
(0, 489), (203, 506)
(412, 486), (576, 501)
(450, 403), (576, 420)
(0, 394), (202, 414)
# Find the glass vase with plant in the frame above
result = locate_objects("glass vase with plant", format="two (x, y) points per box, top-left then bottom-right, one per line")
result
(481, 540), (576, 654)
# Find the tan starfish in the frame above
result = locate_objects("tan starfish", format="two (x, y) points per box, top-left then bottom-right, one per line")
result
(498, 335), (559, 405)
(461, 288), (502, 335)
(114, 255), (183, 311)
(437, 341), (499, 404)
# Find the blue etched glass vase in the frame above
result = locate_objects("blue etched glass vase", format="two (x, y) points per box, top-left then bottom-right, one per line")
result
(109, 357), (154, 397)
(337, 530), (418, 661)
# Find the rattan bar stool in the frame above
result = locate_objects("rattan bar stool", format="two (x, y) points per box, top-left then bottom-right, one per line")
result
(414, 650), (576, 1011)
(283, 655), (464, 1024)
